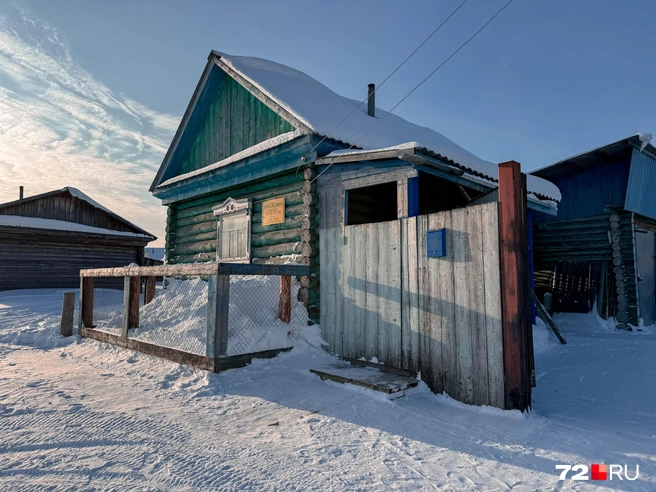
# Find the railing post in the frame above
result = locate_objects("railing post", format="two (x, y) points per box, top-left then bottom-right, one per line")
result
(144, 276), (157, 305)
(122, 275), (141, 337)
(279, 276), (292, 323)
(79, 277), (94, 329)
(498, 161), (531, 411)
(207, 269), (230, 359)
(60, 292), (75, 337)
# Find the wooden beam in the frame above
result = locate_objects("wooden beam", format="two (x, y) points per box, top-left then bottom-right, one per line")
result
(121, 276), (141, 336)
(206, 274), (230, 358)
(498, 161), (532, 411)
(82, 263), (220, 278)
(80, 326), (292, 373)
(80, 262), (310, 279)
(81, 327), (216, 371)
(80, 277), (94, 328)
(60, 292), (75, 337)
(144, 276), (157, 304)
(129, 276), (141, 329)
(279, 276), (292, 323)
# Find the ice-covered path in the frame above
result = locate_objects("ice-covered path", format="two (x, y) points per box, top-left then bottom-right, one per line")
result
(1, 289), (655, 490)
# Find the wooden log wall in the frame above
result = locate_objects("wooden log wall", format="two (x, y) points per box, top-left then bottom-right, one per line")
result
(532, 211), (638, 324)
(166, 167), (320, 322)
(0, 228), (144, 291)
(319, 202), (504, 408)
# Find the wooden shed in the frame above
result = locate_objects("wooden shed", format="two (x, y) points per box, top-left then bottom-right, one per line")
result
(150, 51), (562, 410)
(0, 187), (156, 290)
(531, 134), (656, 328)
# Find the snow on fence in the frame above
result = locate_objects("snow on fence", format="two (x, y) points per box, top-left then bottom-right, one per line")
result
(78, 263), (311, 371)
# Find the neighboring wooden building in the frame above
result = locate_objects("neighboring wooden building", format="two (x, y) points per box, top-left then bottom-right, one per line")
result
(0, 187), (156, 290)
(150, 51), (562, 409)
(531, 134), (656, 328)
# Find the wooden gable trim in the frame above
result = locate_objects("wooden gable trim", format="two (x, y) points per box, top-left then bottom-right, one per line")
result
(211, 52), (313, 136)
(150, 51), (314, 192)
(150, 58), (221, 191)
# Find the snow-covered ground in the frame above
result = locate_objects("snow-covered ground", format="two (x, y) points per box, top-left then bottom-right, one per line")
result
(1, 288), (655, 490)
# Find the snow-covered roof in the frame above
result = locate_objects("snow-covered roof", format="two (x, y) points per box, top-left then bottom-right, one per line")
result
(0, 215), (152, 239)
(0, 187), (154, 238)
(212, 51), (560, 202)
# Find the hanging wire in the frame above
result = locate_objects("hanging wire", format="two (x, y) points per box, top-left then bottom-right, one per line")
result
(294, 0), (471, 189)
(309, 0), (516, 185)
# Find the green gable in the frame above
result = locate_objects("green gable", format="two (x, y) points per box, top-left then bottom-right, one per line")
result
(178, 75), (296, 176)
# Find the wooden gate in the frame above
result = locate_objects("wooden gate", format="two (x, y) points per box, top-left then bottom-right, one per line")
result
(320, 201), (504, 407)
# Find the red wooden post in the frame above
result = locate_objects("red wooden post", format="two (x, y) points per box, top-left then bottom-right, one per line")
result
(129, 276), (141, 329)
(81, 277), (94, 328)
(279, 276), (292, 323)
(498, 161), (531, 411)
(144, 276), (157, 305)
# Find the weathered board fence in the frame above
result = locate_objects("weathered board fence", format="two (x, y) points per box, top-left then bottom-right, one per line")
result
(320, 201), (504, 408)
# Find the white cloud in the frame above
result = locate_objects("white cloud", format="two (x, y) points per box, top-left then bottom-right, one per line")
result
(0, 8), (179, 245)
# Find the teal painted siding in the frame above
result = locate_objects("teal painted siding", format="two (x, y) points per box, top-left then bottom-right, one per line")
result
(625, 148), (656, 221)
(178, 75), (295, 176)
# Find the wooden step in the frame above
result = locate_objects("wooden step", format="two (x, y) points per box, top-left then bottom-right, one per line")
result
(310, 361), (419, 397)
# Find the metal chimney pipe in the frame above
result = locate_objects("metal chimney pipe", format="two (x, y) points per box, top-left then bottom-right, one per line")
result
(19, 186), (23, 200)
(367, 83), (375, 118)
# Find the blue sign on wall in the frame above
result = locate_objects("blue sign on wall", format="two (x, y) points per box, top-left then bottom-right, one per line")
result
(426, 229), (447, 257)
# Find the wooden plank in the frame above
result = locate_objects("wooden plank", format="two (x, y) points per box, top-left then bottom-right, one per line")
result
(60, 292), (75, 337)
(82, 263), (219, 278)
(341, 357), (417, 377)
(397, 178), (408, 219)
(80, 263), (309, 278)
(82, 327), (216, 371)
(206, 274), (230, 358)
(129, 276), (140, 329)
(278, 276), (291, 323)
(334, 189), (346, 356)
(426, 212), (445, 393)
(341, 224), (355, 358)
(122, 276), (131, 338)
(415, 214), (431, 384)
(213, 347), (293, 372)
(452, 207), (474, 404)
(309, 367), (418, 395)
(401, 216), (420, 372)
(144, 276), (157, 305)
(482, 202), (504, 409)
(319, 188), (336, 353)
(364, 223), (380, 361)
(353, 224), (366, 358)
(220, 263), (310, 277)
(467, 205), (489, 406)
(530, 289), (567, 344)
(80, 277), (94, 328)
(389, 220), (403, 369)
(498, 161), (531, 411)
(440, 210), (458, 399)
(378, 220), (402, 368)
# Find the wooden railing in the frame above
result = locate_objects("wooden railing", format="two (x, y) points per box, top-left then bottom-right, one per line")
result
(78, 262), (310, 371)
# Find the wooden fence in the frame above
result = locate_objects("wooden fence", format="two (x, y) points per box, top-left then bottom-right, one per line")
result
(78, 262), (309, 371)
(320, 201), (504, 407)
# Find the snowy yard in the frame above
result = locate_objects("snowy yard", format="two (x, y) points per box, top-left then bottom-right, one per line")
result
(1, 289), (655, 490)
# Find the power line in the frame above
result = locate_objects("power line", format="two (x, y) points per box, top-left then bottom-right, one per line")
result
(309, 0), (516, 185)
(295, 0), (470, 182)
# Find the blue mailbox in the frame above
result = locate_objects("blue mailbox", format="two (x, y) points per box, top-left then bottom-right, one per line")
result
(426, 229), (446, 258)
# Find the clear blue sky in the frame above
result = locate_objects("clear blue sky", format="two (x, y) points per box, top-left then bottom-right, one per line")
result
(1, 0), (654, 243)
